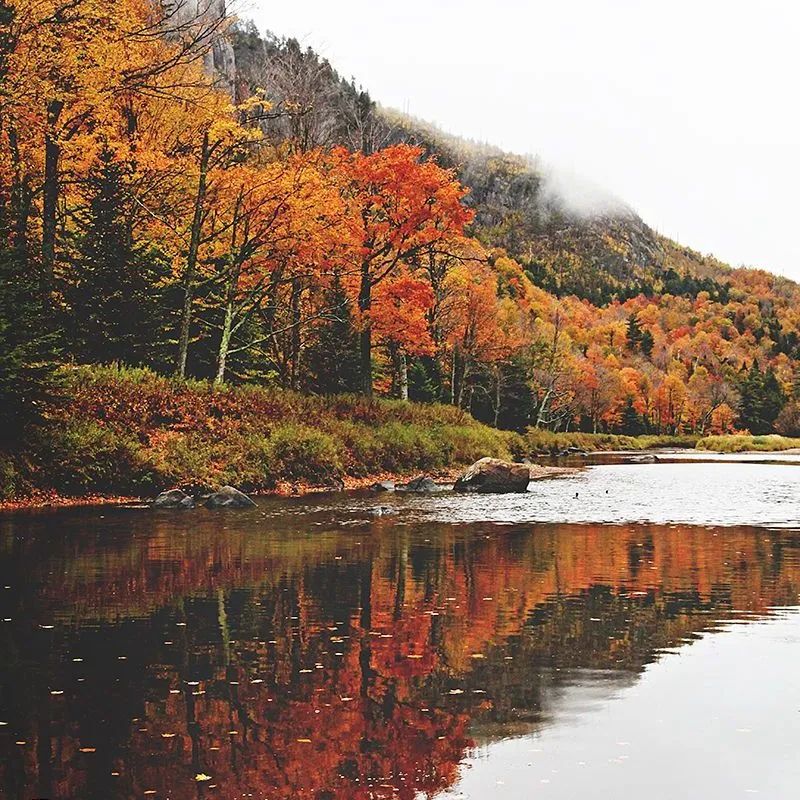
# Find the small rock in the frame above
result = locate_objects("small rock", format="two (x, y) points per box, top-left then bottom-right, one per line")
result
(400, 475), (441, 493)
(369, 506), (399, 517)
(370, 480), (396, 492)
(204, 486), (257, 509)
(153, 489), (193, 509)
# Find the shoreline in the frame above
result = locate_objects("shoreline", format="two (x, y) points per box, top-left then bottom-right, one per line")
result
(0, 464), (580, 513)
(0, 466), (468, 513)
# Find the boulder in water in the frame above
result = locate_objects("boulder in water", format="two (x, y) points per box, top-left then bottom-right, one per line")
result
(400, 475), (441, 493)
(370, 480), (396, 492)
(153, 489), (194, 509)
(204, 486), (257, 509)
(454, 458), (532, 493)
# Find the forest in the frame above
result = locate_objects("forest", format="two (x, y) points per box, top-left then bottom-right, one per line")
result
(2, 1), (800, 500)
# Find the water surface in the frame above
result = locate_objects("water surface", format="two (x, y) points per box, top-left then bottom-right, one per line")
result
(1, 457), (798, 799)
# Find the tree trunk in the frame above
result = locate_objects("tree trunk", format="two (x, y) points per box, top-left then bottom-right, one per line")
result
(493, 366), (501, 427)
(358, 259), (372, 396)
(398, 351), (409, 401)
(289, 276), (302, 390)
(176, 131), (210, 377)
(41, 100), (64, 297)
(214, 287), (236, 385)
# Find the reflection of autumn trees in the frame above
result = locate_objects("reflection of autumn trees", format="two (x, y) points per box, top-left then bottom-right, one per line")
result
(1, 518), (799, 798)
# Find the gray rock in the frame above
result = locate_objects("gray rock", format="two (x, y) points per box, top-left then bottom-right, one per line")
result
(454, 457), (531, 493)
(400, 475), (441, 493)
(370, 480), (396, 492)
(204, 486), (257, 509)
(153, 489), (193, 509)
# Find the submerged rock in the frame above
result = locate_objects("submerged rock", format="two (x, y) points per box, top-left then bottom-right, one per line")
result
(370, 480), (396, 492)
(204, 486), (257, 509)
(153, 489), (194, 509)
(454, 458), (532, 493)
(399, 475), (441, 493)
(369, 506), (399, 517)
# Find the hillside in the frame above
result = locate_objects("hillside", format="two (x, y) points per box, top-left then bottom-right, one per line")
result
(230, 22), (740, 307)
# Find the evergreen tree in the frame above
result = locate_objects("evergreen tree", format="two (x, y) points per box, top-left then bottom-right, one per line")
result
(70, 149), (167, 365)
(620, 397), (644, 435)
(639, 328), (654, 357)
(303, 273), (361, 394)
(626, 314), (642, 350)
(738, 362), (786, 434)
(0, 245), (59, 443)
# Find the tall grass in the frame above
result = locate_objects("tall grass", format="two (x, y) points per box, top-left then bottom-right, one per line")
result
(518, 429), (698, 455)
(696, 434), (800, 453)
(2, 365), (516, 499)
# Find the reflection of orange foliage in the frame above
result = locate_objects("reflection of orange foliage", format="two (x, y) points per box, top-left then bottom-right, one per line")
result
(3, 521), (799, 798)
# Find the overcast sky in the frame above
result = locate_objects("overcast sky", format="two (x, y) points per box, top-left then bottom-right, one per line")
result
(247, 0), (800, 280)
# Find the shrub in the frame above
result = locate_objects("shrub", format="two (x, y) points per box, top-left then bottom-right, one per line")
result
(267, 424), (344, 484)
(39, 420), (149, 494)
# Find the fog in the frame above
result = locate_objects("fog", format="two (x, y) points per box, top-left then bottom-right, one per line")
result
(247, 0), (800, 280)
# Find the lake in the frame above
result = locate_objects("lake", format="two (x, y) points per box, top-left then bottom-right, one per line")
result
(1, 455), (799, 799)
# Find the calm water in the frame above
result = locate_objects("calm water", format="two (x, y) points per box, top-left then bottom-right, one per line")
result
(1, 457), (799, 799)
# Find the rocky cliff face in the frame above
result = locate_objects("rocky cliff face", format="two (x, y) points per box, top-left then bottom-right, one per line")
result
(164, 0), (235, 95)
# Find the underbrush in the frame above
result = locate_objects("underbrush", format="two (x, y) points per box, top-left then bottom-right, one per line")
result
(696, 434), (800, 453)
(4, 365), (514, 500)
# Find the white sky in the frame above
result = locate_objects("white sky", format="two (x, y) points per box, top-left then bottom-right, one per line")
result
(246, 0), (800, 280)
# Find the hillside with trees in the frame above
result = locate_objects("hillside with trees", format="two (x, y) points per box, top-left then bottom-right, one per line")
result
(1, 1), (799, 501)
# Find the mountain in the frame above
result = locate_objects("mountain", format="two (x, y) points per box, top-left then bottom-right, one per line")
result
(230, 21), (740, 307)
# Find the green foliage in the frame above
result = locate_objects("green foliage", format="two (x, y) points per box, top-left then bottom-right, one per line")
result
(68, 148), (171, 366)
(0, 246), (60, 444)
(37, 420), (149, 494)
(266, 424), (344, 484)
(738, 363), (786, 435)
(302, 273), (362, 394)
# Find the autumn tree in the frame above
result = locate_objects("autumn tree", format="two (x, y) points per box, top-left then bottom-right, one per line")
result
(335, 145), (472, 396)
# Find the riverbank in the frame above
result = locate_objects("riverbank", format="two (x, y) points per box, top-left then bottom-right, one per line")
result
(2, 365), (794, 509)
(0, 365), (515, 508)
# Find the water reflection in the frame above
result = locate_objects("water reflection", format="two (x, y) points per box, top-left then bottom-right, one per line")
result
(1, 506), (799, 799)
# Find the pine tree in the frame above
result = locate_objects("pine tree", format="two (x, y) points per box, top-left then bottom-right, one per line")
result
(70, 149), (167, 365)
(0, 245), (59, 443)
(620, 397), (644, 435)
(639, 328), (654, 357)
(303, 274), (361, 394)
(626, 314), (643, 350)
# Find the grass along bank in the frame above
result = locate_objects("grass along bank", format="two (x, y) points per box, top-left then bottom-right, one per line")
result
(0, 365), (514, 504)
(696, 434), (800, 453)
(2, 365), (794, 507)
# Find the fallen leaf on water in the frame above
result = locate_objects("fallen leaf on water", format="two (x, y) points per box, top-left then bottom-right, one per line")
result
(161, 733), (176, 739)
(296, 738), (312, 743)
(470, 653), (485, 659)
(195, 774), (212, 782)
(448, 689), (464, 695)
(79, 747), (96, 753)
